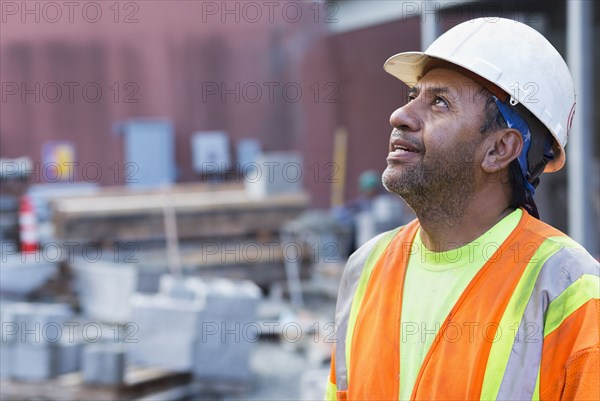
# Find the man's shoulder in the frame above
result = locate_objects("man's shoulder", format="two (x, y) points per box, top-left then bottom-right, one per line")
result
(522, 215), (596, 260)
(519, 217), (599, 280)
(521, 213), (568, 237)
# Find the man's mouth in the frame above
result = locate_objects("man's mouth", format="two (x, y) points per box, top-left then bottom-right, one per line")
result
(388, 139), (420, 161)
(391, 144), (417, 154)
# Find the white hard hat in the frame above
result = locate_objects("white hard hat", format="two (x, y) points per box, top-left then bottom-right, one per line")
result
(383, 17), (575, 172)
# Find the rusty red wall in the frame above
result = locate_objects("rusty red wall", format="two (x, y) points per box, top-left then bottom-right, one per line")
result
(326, 17), (421, 202)
(0, 1), (424, 208)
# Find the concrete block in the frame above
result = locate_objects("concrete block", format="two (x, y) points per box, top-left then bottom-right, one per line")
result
(0, 344), (13, 378)
(71, 258), (138, 323)
(3, 302), (79, 380)
(11, 343), (59, 381)
(190, 279), (261, 382)
(2, 302), (73, 347)
(82, 344), (125, 385)
(193, 349), (251, 381)
(158, 276), (196, 300)
(159, 276), (261, 319)
(133, 277), (261, 378)
(193, 336), (254, 381)
(128, 293), (205, 372)
(57, 341), (82, 375)
(11, 338), (81, 381)
(202, 279), (261, 318)
(1, 312), (18, 346)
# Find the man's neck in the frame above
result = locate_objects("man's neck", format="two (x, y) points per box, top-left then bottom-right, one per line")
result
(417, 198), (515, 253)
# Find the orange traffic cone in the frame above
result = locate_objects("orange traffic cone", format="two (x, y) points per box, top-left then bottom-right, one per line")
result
(19, 195), (38, 253)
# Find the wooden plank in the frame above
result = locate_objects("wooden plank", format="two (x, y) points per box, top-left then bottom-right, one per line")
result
(55, 207), (305, 243)
(0, 367), (191, 401)
(52, 185), (309, 243)
(53, 182), (244, 199)
(52, 189), (309, 218)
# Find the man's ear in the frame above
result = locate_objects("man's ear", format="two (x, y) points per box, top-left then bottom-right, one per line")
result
(481, 129), (523, 173)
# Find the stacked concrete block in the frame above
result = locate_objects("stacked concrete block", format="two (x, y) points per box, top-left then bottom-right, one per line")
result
(82, 343), (125, 385)
(1, 302), (77, 381)
(56, 340), (82, 375)
(12, 342), (61, 381)
(187, 278), (261, 382)
(130, 275), (261, 382)
(0, 342), (13, 379)
(244, 152), (303, 198)
(128, 292), (205, 372)
(71, 258), (139, 323)
(192, 332), (257, 382)
(0, 302), (16, 378)
(158, 276), (197, 300)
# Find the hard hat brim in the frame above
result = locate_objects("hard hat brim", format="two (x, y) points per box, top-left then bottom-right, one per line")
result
(382, 52), (565, 173)
(383, 52), (430, 88)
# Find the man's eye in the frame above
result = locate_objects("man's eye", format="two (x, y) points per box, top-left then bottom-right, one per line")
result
(407, 94), (417, 102)
(433, 96), (448, 107)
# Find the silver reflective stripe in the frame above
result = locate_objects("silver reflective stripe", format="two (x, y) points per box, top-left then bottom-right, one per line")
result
(496, 245), (599, 400)
(334, 231), (391, 391)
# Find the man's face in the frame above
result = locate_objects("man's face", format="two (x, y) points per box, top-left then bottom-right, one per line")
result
(382, 68), (488, 219)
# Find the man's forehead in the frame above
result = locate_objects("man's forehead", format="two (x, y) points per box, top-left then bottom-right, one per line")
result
(412, 68), (484, 93)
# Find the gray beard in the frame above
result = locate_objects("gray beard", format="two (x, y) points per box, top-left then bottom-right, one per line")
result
(382, 149), (476, 226)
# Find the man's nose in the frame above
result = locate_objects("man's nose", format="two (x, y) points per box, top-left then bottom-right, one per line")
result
(389, 101), (421, 132)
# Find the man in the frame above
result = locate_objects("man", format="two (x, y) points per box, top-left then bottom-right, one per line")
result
(326, 18), (599, 401)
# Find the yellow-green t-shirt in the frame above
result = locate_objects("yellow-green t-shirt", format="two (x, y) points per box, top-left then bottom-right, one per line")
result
(399, 209), (522, 400)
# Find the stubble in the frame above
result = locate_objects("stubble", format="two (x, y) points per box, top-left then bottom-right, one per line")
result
(382, 138), (478, 226)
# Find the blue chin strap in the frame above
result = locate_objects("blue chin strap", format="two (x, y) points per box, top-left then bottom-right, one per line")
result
(492, 96), (536, 196)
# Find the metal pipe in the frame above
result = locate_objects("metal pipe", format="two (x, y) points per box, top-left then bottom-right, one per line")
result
(420, 1), (440, 50)
(163, 192), (182, 277)
(567, 0), (594, 250)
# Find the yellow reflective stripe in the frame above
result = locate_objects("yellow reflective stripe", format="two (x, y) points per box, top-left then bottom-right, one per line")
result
(547, 235), (584, 250)
(543, 274), (600, 337)
(531, 366), (541, 401)
(325, 379), (338, 401)
(480, 239), (561, 401)
(345, 227), (401, 385)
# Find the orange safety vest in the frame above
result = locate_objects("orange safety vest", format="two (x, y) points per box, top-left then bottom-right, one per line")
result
(327, 210), (599, 400)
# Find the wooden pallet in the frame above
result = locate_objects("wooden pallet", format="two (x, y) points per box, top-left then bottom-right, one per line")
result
(51, 184), (309, 244)
(0, 367), (191, 401)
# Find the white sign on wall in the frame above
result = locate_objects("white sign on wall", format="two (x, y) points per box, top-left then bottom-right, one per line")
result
(191, 131), (230, 174)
